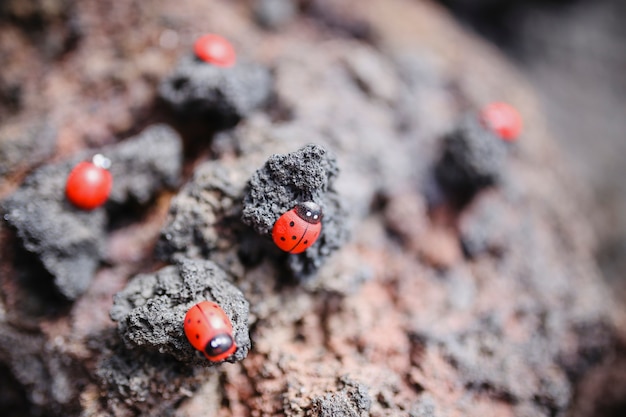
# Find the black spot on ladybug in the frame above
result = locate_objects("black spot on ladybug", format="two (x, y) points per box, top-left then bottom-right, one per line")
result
(197, 320), (201, 323)
(187, 319), (191, 323)
(280, 237), (286, 241)
(196, 334), (199, 339)
(292, 236), (297, 240)
(290, 221), (295, 227)
(304, 240), (308, 244)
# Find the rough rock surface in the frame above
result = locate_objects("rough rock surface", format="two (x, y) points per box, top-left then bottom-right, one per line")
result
(155, 156), (251, 264)
(0, 0), (624, 417)
(159, 55), (272, 127)
(2, 161), (107, 300)
(253, 0), (298, 30)
(435, 114), (509, 204)
(110, 258), (250, 365)
(242, 144), (348, 278)
(0, 117), (57, 181)
(104, 124), (183, 206)
(1, 124), (182, 299)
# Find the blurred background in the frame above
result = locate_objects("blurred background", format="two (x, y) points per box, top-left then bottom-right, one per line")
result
(438, 0), (626, 300)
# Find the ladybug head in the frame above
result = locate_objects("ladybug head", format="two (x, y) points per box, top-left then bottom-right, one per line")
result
(204, 333), (235, 361)
(295, 201), (323, 224)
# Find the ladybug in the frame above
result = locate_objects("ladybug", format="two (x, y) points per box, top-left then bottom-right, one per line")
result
(65, 154), (113, 210)
(193, 34), (236, 68)
(479, 102), (522, 142)
(183, 301), (237, 362)
(272, 202), (323, 254)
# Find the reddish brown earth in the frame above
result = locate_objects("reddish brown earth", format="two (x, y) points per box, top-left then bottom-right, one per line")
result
(1, 0), (625, 416)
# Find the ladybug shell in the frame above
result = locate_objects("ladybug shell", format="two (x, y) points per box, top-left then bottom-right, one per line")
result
(193, 34), (236, 68)
(183, 301), (236, 362)
(272, 209), (322, 254)
(65, 161), (113, 210)
(479, 102), (522, 142)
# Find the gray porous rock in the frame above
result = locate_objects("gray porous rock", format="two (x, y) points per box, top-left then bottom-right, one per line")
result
(310, 377), (371, 417)
(1, 160), (107, 300)
(159, 54), (272, 126)
(409, 394), (440, 417)
(110, 258), (250, 366)
(104, 124), (183, 205)
(1, 124), (183, 300)
(435, 114), (508, 203)
(253, 0), (298, 30)
(0, 117), (57, 179)
(0, 323), (84, 415)
(241, 143), (349, 278)
(155, 159), (250, 263)
(436, 319), (572, 407)
(458, 190), (525, 258)
(96, 333), (211, 417)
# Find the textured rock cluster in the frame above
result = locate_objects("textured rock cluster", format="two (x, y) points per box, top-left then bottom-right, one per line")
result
(435, 114), (509, 204)
(241, 144), (349, 278)
(159, 55), (273, 127)
(0, 118), (57, 180)
(155, 157), (251, 264)
(1, 124), (183, 299)
(110, 259), (250, 365)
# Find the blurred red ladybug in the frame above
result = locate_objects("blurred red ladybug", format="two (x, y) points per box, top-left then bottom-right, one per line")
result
(193, 33), (236, 68)
(479, 102), (522, 142)
(184, 301), (236, 362)
(272, 202), (323, 254)
(65, 154), (112, 210)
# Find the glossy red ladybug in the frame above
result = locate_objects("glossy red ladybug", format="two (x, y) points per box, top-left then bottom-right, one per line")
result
(65, 154), (113, 210)
(184, 301), (236, 362)
(479, 102), (523, 142)
(193, 34), (236, 68)
(272, 202), (323, 254)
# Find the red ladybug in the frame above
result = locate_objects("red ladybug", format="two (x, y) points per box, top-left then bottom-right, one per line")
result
(183, 301), (236, 362)
(272, 202), (323, 254)
(479, 102), (522, 142)
(65, 154), (112, 210)
(193, 34), (236, 68)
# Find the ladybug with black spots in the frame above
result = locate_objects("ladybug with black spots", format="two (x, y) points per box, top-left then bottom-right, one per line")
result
(272, 201), (323, 254)
(183, 301), (236, 362)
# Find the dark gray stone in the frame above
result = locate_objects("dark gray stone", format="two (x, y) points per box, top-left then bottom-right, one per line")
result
(241, 143), (349, 279)
(110, 259), (250, 366)
(155, 160), (247, 263)
(159, 55), (272, 126)
(431, 314), (574, 410)
(0, 118), (57, 178)
(1, 160), (106, 300)
(0, 323), (83, 414)
(310, 377), (371, 417)
(1, 124), (183, 300)
(253, 0), (298, 30)
(458, 191), (525, 258)
(435, 115), (508, 203)
(96, 334), (210, 417)
(104, 124), (183, 205)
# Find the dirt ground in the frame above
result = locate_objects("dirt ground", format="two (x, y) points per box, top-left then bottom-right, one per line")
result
(1, 0), (625, 416)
